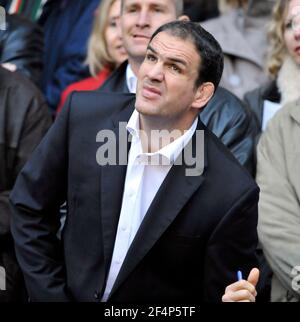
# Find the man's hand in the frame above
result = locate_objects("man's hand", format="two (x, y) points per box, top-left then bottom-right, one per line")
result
(222, 268), (260, 302)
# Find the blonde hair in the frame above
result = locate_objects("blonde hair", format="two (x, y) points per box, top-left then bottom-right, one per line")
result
(86, 0), (119, 76)
(267, 0), (290, 77)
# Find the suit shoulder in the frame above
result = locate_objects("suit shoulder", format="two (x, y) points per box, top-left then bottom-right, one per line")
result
(68, 91), (135, 119)
(0, 67), (46, 111)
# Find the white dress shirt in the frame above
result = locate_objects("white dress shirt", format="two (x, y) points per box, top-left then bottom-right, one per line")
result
(101, 109), (198, 301)
(126, 64), (137, 94)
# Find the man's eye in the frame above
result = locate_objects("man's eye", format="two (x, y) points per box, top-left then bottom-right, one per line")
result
(146, 54), (156, 62)
(126, 6), (138, 13)
(153, 7), (163, 13)
(170, 64), (181, 73)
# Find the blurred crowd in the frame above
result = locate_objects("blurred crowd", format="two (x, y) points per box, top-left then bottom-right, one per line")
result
(0, 0), (300, 302)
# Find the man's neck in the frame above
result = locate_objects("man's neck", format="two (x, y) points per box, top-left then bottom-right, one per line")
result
(128, 57), (143, 77)
(139, 114), (196, 154)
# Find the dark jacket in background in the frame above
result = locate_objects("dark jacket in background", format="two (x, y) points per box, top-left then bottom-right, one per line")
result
(99, 61), (259, 176)
(0, 66), (52, 302)
(0, 0), (8, 8)
(244, 80), (280, 130)
(38, 0), (99, 113)
(243, 81), (280, 174)
(184, 0), (219, 22)
(0, 14), (44, 85)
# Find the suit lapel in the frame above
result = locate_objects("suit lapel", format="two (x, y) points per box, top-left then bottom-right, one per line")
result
(109, 119), (208, 298)
(99, 61), (130, 93)
(100, 100), (134, 277)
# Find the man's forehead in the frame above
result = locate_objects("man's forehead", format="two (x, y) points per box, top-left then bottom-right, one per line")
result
(123, 0), (175, 8)
(148, 32), (199, 64)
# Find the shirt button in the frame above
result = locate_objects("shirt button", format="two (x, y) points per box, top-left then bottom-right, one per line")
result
(122, 226), (127, 232)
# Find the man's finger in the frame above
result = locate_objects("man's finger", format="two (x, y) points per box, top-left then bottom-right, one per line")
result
(247, 268), (260, 287)
(223, 289), (256, 302)
(225, 279), (256, 294)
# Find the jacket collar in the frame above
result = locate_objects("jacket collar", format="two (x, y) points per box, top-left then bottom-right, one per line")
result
(277, 55), (300, 106)
(99, 61), (130, 93)
(288, 99), (300, 125)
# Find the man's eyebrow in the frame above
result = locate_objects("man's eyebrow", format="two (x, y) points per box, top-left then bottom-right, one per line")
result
(147, 45), (188, 67)
(147, 45), (158, 54)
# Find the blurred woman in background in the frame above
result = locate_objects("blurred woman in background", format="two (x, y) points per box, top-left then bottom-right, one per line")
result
(56, 0), (127, 114)
(245, 0), (300, 132)
(254, 0), (300, 302)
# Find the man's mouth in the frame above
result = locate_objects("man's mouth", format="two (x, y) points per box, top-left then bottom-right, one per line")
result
(142, 85), (162, 99)
(133, 34), (150, 39)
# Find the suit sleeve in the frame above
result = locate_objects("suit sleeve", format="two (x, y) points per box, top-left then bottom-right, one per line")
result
(0, 93), (51, 241)
(9, 94), (74, 302)
(256, 117), (300, 300)
(203, 186), (259, 301)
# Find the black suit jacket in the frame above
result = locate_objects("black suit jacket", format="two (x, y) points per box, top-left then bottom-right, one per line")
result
(100, 61), (259, 176)
(10, 92), (259, 302)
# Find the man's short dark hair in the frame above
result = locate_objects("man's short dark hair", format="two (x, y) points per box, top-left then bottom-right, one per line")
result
(149, 21), (224, 89)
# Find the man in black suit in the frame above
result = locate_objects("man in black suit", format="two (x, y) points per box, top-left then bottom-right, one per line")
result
(10, 21), (259, 302)
(99, 0), (259, 175)
(0, 66), (51, 302)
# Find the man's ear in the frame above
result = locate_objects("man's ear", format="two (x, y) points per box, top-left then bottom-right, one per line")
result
(178, 15), (190, 22)
(191, 82), (215, 111)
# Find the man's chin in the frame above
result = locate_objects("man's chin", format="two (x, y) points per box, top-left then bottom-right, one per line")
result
(127, 45), (148, 59)
(135, 101), (158, 116)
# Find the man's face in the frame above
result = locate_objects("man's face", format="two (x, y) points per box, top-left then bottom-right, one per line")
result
(121, 0), (178, 61)
(135, 31), (201, 128)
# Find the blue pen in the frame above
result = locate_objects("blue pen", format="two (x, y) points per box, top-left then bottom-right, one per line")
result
(237, 270), (243, 281)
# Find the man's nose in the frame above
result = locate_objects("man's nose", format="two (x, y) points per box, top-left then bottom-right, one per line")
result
(136, 10), (150, 28)
(146, 62), (164, 82)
